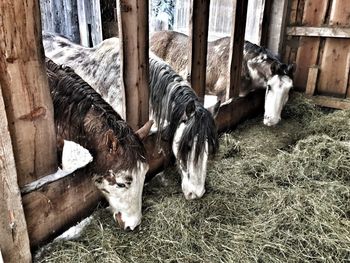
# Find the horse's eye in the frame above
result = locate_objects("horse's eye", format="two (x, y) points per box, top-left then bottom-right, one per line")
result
(116, 183), (126, 188)
(267, 85), (271, 91)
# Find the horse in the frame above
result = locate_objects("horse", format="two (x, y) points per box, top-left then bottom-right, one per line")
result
(43, 32), (220, 200)
(150, 30), (295, 126)
(46, 58), (153, 230)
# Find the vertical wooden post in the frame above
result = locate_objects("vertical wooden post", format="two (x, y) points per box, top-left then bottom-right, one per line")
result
(260, 0), (273, 47)
(117, 0), (149, 130)
(77, 0), (90, 46)
(226, 0), (248, 100)
(188, 0), (210, 100)
(0, 0), (57, 187)
(0, 86), (32, 263)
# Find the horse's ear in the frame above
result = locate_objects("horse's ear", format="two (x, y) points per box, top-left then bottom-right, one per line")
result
(270, 61), (279, 75)
(185, 99), (196, 118)
(105, 129), (118, 152)
(135, 120), (154, 141)
(287, 63), (296, 77)
(207, 100), (221, 119)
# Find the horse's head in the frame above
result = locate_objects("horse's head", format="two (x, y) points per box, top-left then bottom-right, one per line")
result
(92, 120), (153, 230)
(172, 100), (220, 200)
(263, 62), (294, 126)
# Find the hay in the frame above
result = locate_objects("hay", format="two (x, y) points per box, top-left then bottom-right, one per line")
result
(35, 93), (350, 263)
(306, 109), (350, 141)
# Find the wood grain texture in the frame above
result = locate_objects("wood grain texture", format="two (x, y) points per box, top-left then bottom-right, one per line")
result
(0, 86), (32, 263)
(305, 66), (319, 96)
(318, 0), (350, 96)
(117, 0), (149, 130)
(0, 0), (57, 187)
(22, 167), (101, 248)
(294, 0), (328, 90)
(287, 26), (350, 38)
(188, 0), (210, 99)
(227, 0), (248, 99)
(311, 95), (350, 109)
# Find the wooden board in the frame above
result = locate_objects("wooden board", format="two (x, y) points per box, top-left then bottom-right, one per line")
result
(311, 95), (350, 109)
(305, 66), (319, 96)
(282, 0), (299, 66)
(117, 0), (149, 130)
(188, 0), (210, 99)
(226, 0), (248, 99)
(23, 168), (101, 248)
(318, 0), (350, 96)
(294, 0), (328, 90)
(0, 86), (32, 263)
(217, 90), (265, 132)
(287, 26), (350, 38)
(40, 0), (80, 44)
(0, 0), (57, 187)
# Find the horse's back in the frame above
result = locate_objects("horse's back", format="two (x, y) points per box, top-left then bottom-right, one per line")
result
(43, 32), (126, 118)
(150, 30), (189, 79)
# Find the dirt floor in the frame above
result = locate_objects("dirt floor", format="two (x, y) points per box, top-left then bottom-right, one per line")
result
(35, 93), (350, 263)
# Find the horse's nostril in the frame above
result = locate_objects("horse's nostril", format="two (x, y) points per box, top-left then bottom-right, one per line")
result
(185, 192), (196, 200)
(114, 212), (125, 229)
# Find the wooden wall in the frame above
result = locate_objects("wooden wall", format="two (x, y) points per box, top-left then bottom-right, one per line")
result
(40, 0), (103, 46)
(283, 0), (350, 106)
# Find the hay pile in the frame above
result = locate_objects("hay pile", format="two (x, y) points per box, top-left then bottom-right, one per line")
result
(36, 93), (350, 263)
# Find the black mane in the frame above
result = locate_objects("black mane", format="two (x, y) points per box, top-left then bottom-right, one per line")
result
(46, 58), (147, 168)
(149, 57), (218, 166)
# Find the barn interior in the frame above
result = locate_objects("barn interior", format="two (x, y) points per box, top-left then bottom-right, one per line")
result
(0, 0), (349, 262)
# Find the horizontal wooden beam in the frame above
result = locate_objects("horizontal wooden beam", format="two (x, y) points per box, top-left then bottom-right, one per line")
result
(218, 90), (265, 132)
(311, 95), (350, 110)
(23, 90), (265, 248)
(286, 26), (350, 38)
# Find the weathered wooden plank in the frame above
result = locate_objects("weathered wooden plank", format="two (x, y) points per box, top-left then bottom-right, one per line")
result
(260, 0), (273, 47)
(22, 167), (101, 248)
(266, 0), (289, 54)
(117, 0), (149, 130)
(0, 85), (32, 263)
(305, 66), (319, 96)
(188, 0), (210, 99)
(101, 0), (119, 39)
(245, 0), (265, 45)
(286, 26), (350, 38)
(294, 0), (328, 90)
(0, 0), (57, 187)
(77, 0), (90, 46)
(218, 90), (265, 132)
(311, 95), (350, 109)
(40, 0), (80, 44)
(90, 0), (103, 46)
(226, 0), (248, 100)
(318, 0), (350, 96)
(346, 53), (350, 98)
(282, 0), (299, 67)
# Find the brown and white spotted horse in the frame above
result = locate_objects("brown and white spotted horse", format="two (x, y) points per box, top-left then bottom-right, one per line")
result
(43, 32), (219, 200)
(150, 30), (295, 126)
(46, 59), (153, 230)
